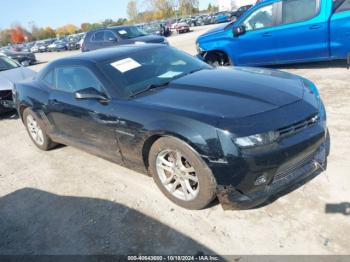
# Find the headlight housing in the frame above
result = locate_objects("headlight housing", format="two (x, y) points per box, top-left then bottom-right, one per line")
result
(196, 42), (203, 53)
(234, 131), (280, 148)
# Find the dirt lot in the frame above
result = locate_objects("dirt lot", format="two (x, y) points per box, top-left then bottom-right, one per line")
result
(0, 25), (349, 256)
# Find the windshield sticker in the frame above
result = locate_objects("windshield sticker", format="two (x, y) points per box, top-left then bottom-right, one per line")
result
(110, 58), (141, 73)
(118, 30), (127, 35)
(158, 71), (182, 78)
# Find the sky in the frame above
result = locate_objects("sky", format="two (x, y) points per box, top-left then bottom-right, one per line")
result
(0, 0), (217, 30)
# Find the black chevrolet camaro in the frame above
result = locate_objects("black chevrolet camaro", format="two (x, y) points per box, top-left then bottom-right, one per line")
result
(14, 44), (330, 210)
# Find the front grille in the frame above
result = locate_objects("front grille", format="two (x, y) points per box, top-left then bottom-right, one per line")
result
(0, 90), (12, 100)
(273, 150), (316, 183)
(277, 114), (319, 138)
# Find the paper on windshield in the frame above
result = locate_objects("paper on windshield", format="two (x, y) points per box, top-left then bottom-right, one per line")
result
(118, 30), (127, 35)
(158, 71), (182, 78)
(110, 58), (141, 73)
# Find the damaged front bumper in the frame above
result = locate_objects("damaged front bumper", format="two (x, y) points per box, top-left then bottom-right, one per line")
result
(0, 99), (14, 109)
(217, 143), (327, 210)
(0, 90), (14, 109)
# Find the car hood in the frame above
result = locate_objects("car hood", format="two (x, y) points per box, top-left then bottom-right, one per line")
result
(135, 67), (305, 123)
(0, 67), (37, 91)
(200, 23), (231, 37)
(131, 35), (165, 44)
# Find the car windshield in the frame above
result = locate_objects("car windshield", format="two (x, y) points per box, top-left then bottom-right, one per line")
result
(101, 46), (211, 98)
(115, 26), (148, 39)
(0, 56), (20, 71)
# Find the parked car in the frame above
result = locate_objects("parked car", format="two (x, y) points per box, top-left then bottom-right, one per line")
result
(183, 17), (198, 27)
(38, 39), (55, 53)
(196, 0), (350, 66)
(231, 5), (253, 19)
(31, 42), (43, 53)
(13, 44), (329, 210)
(213, 11), (234, 23)
(196, 15), (215, 26)
(0, 54), (36, 113)
(0, 50), (36, 66)
(82, 26), (168, 52)
(48, 40), (68, 52)
(67, 37), (82, 50)
(175, 22), (190, 34)
(138, 22), (171, 37)
(22, 42), (35, 53)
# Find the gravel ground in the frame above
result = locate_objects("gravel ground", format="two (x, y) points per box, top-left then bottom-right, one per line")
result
(0, 24), (349, 256)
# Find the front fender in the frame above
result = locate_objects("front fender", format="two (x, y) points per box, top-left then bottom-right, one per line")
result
(144, 119), (220, 158)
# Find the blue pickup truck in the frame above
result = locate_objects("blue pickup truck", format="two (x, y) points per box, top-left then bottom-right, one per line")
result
(196, 0), (350, 66)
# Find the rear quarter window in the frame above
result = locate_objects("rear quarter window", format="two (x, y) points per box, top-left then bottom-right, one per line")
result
(282, 0), (319, 24)
(335, 0), (350, 12)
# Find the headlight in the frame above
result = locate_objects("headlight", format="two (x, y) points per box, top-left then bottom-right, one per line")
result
(196, 42), (203, 53)
(302, 78), (320, 104)
(234, 131), (280, 148)
(163, 38), (169, 45)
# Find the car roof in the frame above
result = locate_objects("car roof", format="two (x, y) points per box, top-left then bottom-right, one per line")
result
(55, 44), (165, 64)
(88, 25), (135, 33)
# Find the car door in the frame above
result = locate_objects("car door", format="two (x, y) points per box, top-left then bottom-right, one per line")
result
(234, 2), (279, 66)
(329, 0), (350, 59)
(90, 30), (105, 51)
(274, 0), (329, 63)
(46, 65), (123, 162)
(103, 30), (119, 49)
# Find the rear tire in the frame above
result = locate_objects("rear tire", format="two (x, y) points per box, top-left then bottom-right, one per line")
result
(148, 137), (217, 210)
(23, 108), (56, 151)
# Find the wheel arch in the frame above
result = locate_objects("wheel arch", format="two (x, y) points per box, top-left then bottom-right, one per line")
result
(141, 127), (219, 172)
(203, 49), (234, 66)
(19, 104), (30, 122)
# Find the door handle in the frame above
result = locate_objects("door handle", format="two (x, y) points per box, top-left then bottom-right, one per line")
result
(50, 99), (59, 104)
(309, 24), (321, 30)
(262, 32), (272, 37)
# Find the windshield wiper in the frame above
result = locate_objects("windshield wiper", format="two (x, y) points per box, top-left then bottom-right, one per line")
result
(130, 82), (170, 98)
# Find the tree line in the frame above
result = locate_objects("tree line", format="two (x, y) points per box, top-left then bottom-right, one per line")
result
(0, 0), (217, 46)
(0, 18), (127, 46)
(127, 0), (218, 23)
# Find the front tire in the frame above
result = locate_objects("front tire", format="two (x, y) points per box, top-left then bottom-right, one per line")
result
(148, 137), (217, 210)
(23, 108), (56, 151)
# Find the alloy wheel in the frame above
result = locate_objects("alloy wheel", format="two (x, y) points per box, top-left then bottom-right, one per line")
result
(26, 114), (44, 146)
(156, 149), (199, 201)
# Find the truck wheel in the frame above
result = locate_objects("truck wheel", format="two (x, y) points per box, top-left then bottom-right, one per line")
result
(148, 137), (217, 210)
(23, 108), (56, 151)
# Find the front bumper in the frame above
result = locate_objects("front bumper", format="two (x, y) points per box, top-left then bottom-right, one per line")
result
(0, 99), (14, 109)
(217, 142), (327, 210)
(0, 90), (15, 109)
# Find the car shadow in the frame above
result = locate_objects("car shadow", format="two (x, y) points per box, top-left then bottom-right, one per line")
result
(325, 202), (350, 216)
(0, 188), (217, 256)
(270, 60), (348, 70)
(0, 110), (19, 120)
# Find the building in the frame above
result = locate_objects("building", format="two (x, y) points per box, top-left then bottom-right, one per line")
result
(218, 0), (257, 11)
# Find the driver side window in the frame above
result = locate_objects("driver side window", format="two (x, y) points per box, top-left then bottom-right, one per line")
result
(55, 66), (103, 93)
(242, 4), (275, 31)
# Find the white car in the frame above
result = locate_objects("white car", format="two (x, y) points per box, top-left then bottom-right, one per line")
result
(0, 54), (36, 113)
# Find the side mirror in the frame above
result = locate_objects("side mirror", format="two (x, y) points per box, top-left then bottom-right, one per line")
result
(108, 37), (118, 42)
(233, 26), (246, 37)
(75, 87), (108, 101)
